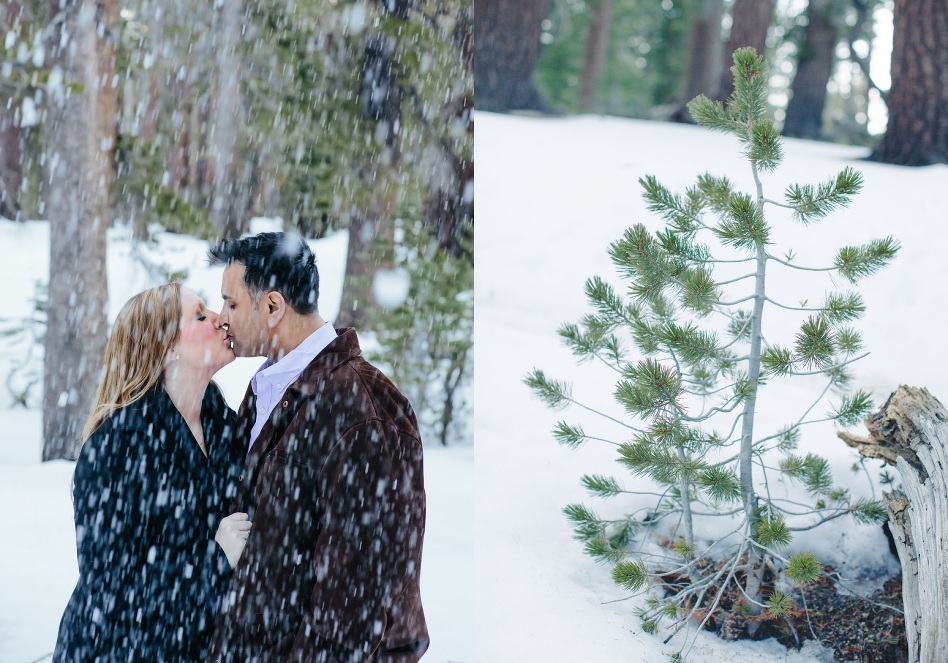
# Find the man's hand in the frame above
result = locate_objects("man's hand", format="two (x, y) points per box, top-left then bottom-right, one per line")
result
(215, 512), (252, 569)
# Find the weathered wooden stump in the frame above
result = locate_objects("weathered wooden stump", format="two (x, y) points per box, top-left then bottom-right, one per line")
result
(839, 386), (948, 663)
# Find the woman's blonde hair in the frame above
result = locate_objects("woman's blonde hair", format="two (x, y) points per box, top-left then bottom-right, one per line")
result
(81, 283), (182, 441)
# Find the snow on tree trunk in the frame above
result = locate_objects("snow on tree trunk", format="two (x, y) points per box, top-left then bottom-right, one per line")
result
(42, 0), (116, 461)
(840, 386), (948, 663)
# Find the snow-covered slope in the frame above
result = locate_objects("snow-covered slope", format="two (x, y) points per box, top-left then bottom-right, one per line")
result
(475, 111), (947, 661)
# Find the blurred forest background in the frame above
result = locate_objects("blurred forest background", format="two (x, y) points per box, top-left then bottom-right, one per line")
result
(0, 0), (473, 458)
(475, 0), (946, 165)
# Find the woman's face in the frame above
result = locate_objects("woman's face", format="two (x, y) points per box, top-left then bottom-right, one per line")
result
(174, 288), (235, 373)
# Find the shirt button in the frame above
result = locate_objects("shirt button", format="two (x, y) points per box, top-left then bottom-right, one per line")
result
(282, 400), (289, 407)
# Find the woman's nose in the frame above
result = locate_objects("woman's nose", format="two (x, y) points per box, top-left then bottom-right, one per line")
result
(209, 311), (222, 329)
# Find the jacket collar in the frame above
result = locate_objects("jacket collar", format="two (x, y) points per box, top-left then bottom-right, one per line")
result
(232, 328), (363, 512)
(291, 326), (362, 387)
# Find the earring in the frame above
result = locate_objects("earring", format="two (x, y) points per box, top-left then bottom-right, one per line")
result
(175, 353), (180, 360)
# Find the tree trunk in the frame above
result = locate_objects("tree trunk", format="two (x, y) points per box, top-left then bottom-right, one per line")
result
(783, 0), (838, 139)
(840, 386), (948, 663)
(871, 0), (948, 166)
(578, 0), (612, 113)
(714, 0), (776, 101)
(474, 0), (549, 112)
(0, 112), (22, 220)
(209, 0), (246, 239)
(0, 0), (26, 220)
(680, 0), (725, 104)
(42, 0), (116, 461)
(337, 31), (401, 329)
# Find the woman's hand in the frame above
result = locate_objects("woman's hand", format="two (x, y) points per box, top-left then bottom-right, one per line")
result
(215, 512), (252, 569)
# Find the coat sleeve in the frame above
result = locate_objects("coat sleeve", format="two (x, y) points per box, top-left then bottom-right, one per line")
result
(285, 420), (426, 662)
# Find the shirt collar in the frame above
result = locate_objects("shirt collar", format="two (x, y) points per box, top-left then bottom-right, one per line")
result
(250, 323), (337, 395)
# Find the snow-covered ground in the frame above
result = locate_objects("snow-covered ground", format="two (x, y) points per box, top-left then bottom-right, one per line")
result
(475, 112), (947, 661)
(0, 220), (473, 662)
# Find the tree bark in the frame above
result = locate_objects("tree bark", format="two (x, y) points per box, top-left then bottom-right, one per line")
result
(783, 0), (838, 139)
(474, 0), (549, 112)
(714, 0), (776, 101)
(871, 0), (948, 166)
(0, 112), (22, 220)
(209, 0), (246, 239)
(680, 0), (725, 104)
(840, 386), (948, 662)
(42, 0), (116, 461)
(0, 0), (27, 220)
(337, 32), (401, 329)
(578, 0), (612, 113)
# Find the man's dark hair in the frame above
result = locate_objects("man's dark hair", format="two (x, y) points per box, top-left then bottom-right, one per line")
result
(208, 232), (320, 315)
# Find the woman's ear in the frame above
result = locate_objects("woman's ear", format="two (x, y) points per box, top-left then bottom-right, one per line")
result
(266, 291), (286, 329)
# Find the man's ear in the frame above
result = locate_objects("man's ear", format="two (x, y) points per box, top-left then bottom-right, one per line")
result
(265, 291), (287, 329)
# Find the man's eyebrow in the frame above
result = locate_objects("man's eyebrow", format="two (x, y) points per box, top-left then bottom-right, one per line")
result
(221, 294), (232, 301)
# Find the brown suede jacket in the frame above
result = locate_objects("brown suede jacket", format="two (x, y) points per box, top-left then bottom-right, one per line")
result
(206, 328), (428, 663)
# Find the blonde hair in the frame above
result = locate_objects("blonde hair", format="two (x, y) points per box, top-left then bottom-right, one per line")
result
(81, 283), (182, 441)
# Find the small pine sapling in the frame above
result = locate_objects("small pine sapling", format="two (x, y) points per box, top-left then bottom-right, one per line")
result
(525, 48), (898, 651)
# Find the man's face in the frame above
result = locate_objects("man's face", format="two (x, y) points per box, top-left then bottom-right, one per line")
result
(220, 263), (270, 357)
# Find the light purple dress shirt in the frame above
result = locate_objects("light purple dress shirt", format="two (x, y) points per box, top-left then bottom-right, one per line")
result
(248, 322), (337, 452)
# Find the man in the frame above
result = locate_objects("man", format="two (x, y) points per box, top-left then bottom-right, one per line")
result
(205, 232), (428, 662)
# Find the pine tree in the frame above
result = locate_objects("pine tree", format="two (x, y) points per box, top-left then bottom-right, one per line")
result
(526, 48), (898, 650)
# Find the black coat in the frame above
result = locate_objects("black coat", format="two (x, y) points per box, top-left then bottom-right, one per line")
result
(53, 384), (243, 663)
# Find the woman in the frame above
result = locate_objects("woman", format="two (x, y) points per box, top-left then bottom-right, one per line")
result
(53, 283), (250, 662)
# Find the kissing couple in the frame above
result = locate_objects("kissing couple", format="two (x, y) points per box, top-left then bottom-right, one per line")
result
(52, 232), (429, 662)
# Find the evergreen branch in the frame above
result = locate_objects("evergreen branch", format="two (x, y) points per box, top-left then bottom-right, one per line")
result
(760, 346), (794, 377)
(830, 389), (873, 427)
(714, 294), (757, 306)
(687, 95), (743, 134)
(764, 251), (835, 272)
(794, 316), (836, 370)
(748, 120), (782, 172)
(835, 327), (864, 354)
(849, 497), (887, 524)
(822, 292), (866, 324)
(786, 510), (850, 531)
(585, 276), (638, 329)
(835, 236), (900, 283)
(763, 297), (824, 313)
(786, 352), (868, 376)
(617, 359), (683, 418)
(695, 173), (736, 215)
(524, 369), (570, 409)
(550, 420), (586, 449)
(581, 474), (624, 498)
(783, 167), (863, 224)
(761, 198), (797, 210)
(715, 272), (757, 286)
(713, 193), (770, 250)
(640, 175), (705, 236)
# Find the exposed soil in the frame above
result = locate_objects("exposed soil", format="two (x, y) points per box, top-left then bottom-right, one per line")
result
(659, 561), (907, 662)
